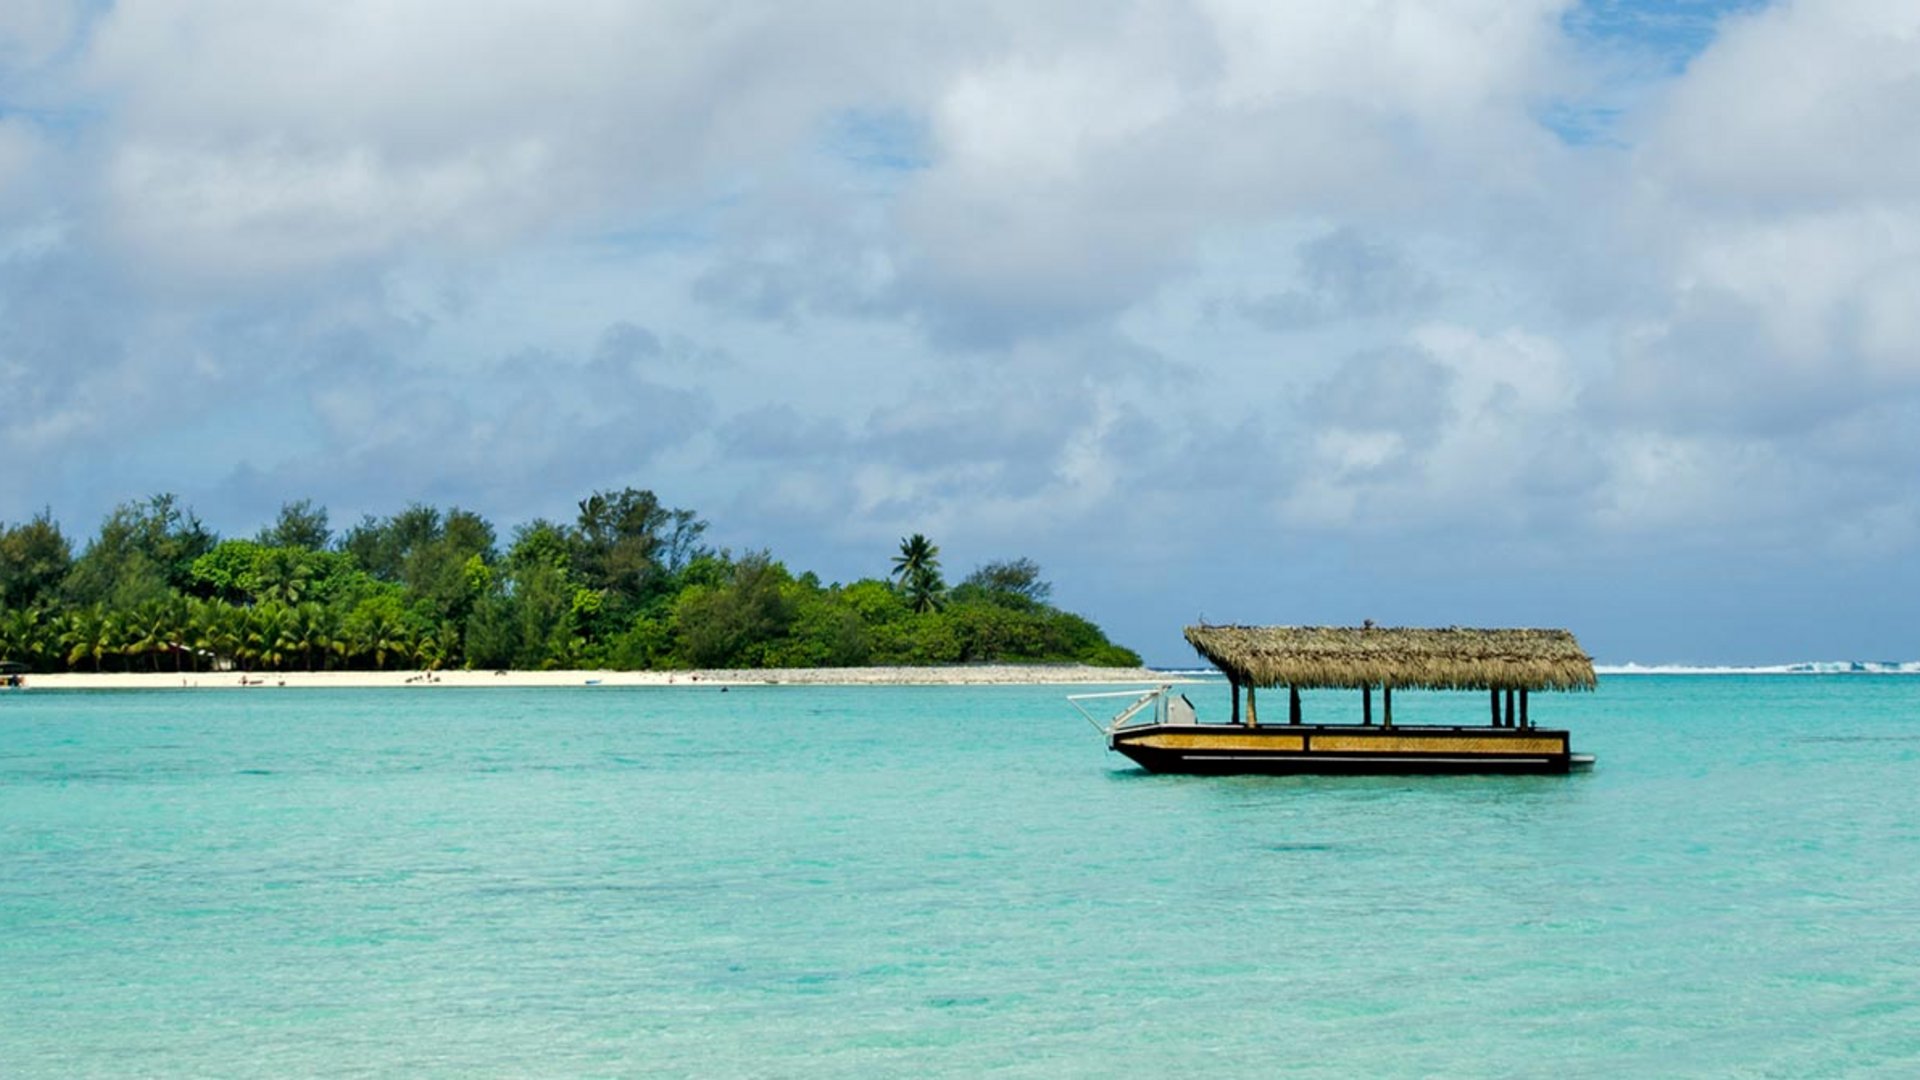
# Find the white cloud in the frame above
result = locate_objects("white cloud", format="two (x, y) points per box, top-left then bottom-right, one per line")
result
(893, 0), (1576, 341)
(106, 138), (556, 276)
(80, 1), (940, 281)
(1646, 0), (1920, 209)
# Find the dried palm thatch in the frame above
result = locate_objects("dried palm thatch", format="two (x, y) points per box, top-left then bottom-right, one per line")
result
(1185, 625), (1596, 692)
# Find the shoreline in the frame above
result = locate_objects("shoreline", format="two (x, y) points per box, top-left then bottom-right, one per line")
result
(13, 665), (1177, 691)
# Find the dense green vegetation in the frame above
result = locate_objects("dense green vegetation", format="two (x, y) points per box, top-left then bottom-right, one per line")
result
(0, 491), (1141, 674)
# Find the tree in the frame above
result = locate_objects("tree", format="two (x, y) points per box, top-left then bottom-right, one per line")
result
(340, 504), (446, 583)
(671, 552), (796, 667)
(252, 547), (317, 605)
(890, 533), (945, 614)
(64, 605), (116, 673)
(660, 508), (710, 574)
(246, 602), (296, 671)
(571, 488), (708, 607)
(840, 579), (909, 626)
(186, 599), (224, 672)
(256, 499), (331, 550)
(288, 602), (340, 672)
(200, 602), (247, 670)
(124, 596), (186, 672)
(403, 508), (495, 621)
(890, 533), (938, 584)
(0, 607), (55, 670)
(64, 494), (214, 607)
(501, 522), (579, 669)
(960, 557), (1051, 607)
(462, 594), (521, 670)
(767, 582), (868, 667)
(344, 593), (408, 670)
(0, 511), (72, 611)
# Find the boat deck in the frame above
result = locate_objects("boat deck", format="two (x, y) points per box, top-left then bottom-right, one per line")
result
(1109, 722), (1585, 775)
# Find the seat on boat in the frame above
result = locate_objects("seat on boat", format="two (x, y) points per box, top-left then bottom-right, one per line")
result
(1169, 693), (1198, 726)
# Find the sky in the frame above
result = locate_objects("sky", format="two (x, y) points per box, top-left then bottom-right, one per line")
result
(2, 0), (1916, 667)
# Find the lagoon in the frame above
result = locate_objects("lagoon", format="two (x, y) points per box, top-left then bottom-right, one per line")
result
(4, 677), (1919, 1075)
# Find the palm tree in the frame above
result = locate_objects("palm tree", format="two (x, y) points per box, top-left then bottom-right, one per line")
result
(905, 568), (945, 614)
(0, 607), (49, 670)
(289, 602), (339, 672)
(186, 598), (225, 672)
(255, 549), (315, 606)
(64, 605), (115, 673)
(348, 606), (405, 670)
(163, 596), (191, 671)
(125, 598), (179, 672)
(890, 534), (945, 614)
(890, 533), (939, 584)
(247, 602), (295, 671)
(418, 620), (461, 672)
(211, 604), (248, 671)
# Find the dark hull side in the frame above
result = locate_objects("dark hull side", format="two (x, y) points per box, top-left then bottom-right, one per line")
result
(1109, 723), (1582, 776)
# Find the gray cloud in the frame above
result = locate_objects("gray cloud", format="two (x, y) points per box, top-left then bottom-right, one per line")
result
(1238, 229), (1442, 331)
(1304, 345), (1455, 442)
(141, 314), (709, 532)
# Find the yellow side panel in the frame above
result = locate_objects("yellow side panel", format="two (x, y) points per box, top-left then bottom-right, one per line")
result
(1311, 735), (1564, 755)
(1133, 733), (1307, 752)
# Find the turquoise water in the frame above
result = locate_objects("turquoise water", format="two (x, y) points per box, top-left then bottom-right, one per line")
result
(3, 676), (1919, 1077)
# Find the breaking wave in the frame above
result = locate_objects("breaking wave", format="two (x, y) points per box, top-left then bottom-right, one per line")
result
(1158, 663), (1920, 677)
(1598, 661), (1920, 676)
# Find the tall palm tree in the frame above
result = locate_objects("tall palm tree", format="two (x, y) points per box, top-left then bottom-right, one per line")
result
(890, 533), (939, 584)
(890, 534), (945, 614)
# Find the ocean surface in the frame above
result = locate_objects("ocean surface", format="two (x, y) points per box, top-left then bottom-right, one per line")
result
(3, 676), (1918, 1077)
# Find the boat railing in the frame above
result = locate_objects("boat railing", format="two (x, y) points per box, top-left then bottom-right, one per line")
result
(1067, 685), (1172, 734)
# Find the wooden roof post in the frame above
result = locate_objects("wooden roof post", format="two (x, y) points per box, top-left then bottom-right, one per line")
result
(1490, 688), (1500, 727)
(1504, 688), (1515, 728)
(1520, 689), (1530, 729)
(1383, 685), (1393, 727)
(1246, 685), (1258, 728)
(1289, 685), (1301, 725)
(1362, 685), (1373, 726)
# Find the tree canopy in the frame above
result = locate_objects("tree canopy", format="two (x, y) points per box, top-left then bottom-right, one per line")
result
(0, 490), (1141, 674)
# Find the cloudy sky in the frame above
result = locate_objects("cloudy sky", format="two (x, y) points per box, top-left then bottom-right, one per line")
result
(3, 0), (1916, 665)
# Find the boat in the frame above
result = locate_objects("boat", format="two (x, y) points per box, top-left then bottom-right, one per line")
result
(1070, 625), (1597, 775)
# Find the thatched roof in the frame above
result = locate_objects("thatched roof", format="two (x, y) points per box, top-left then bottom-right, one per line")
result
(1185, 625), (1596, 692)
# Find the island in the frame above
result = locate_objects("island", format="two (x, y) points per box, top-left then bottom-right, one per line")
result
(0, 491), (1143, 679)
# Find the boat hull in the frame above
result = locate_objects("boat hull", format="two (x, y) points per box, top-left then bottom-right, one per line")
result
(1109, 723), (1583, 775)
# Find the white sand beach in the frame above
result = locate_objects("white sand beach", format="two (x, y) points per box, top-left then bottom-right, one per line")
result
(17, 665), (1174, 691)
